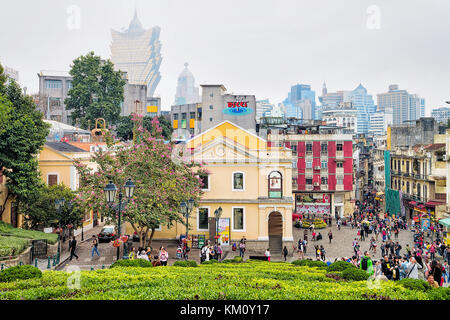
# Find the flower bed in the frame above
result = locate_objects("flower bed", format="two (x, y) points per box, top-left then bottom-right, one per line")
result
(0, 261), (447, 300)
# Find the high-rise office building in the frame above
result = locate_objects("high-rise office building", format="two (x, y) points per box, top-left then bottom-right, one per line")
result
(369, 109), (393, 136)
(345, 84), (375, 134)
(431, 107), (450, 124)
(256, 99), (276, 122)
(284, 84), (316, 120)
(110, 9), (162, 97)
(377, 84), (425, 125)
(174, 63), (200, 106)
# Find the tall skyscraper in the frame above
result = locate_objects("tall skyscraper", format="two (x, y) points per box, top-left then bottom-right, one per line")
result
(345, 84), (375, 134)
(110, 9), (162, 97)
(377, 84), (425, 125)
(284, 84), (316, 120)
(174, 63), (200, 106)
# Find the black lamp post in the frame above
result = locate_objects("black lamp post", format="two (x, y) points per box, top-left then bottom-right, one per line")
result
(214, 207), (223, 243)
(104, 179), (135, 261)
(54, 198), (65, 264)
(180, 198), (194, 259)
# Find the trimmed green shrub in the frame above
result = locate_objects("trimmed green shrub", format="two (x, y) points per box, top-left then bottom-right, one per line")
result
(426, 287), (450, 300)
(173, 260), (197, 267)
(233, 256), (243, 263)
(327, 260), (356, 272)
(201, 259), (219, 265)
(341, 267), (370, 281)
(0, 265), (42, 282)
(110, 259), (153, 268)
(398, 278), (431, 292)
(292, 259), (327, 268)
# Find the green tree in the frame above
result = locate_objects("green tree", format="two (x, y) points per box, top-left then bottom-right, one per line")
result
(0, 63), (50, 220)
(65, 52), (125, 129)
(74, 117), (206, 247)
(115, 115), (173, 141)
(20, 184), (84, 231)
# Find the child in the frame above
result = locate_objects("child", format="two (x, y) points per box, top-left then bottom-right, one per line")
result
(265, 249), (271, 262)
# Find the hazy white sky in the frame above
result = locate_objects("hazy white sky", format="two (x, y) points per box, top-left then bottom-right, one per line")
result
(0, 0), (449, 112)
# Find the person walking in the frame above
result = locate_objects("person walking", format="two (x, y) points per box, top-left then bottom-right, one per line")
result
(282, 246), (288, 261)
(328, 230), (333, 244)
(216, 243), (223, 261)
(381, 255), (394, 280)
(91, 235), (100, 258)
(320, 245), (326, 261)
(69, 236), (79, 261)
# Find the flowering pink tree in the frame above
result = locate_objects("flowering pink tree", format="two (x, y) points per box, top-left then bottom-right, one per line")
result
(74, 115), (206, 247)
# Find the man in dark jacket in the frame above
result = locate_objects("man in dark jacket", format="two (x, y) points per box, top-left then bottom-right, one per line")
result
(381, 255), (393, 280)
(69, 236), (79, 261)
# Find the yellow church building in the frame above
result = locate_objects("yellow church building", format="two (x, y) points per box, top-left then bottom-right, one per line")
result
(130, 121), (294, 253)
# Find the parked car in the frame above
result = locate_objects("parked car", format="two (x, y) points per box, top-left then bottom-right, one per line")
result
(98, 225), (117, 243)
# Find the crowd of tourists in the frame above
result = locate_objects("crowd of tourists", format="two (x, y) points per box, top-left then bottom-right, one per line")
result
(295, 188), (449, 286)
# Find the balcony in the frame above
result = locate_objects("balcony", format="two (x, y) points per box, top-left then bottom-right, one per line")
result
(336, 151), (344, 158)
(336, 185), (344, 191)
(305, 185), (313, 191)
(321, 185), (328, 191)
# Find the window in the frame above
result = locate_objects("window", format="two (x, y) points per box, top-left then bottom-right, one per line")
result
(292, 161), (297, 169)
(189, 128), (194, 135)
(198, 208), (209, 230)
(336, 143), (343, 151)
(336, 162), (343, 168)
(417, 183), (421, 197)
(173, 114), (179, 120)
(268, 171), (282, 198)
(336, 176), (343, 185)
(321, 177), (328, 184)
(233, 208), (244, 231)
(321, 161), (327, 169)
(306, 143), (312, 152)
(306, 161), (312, 169)
(199, 173), (209, 191)
(306, 178), (313, 185)
(190, 112), (195, 119)
(209, 105), (213, 110)
(321, 143), (328, 152)
(66, 80), (72, 89)
(292, 145), (297, 153)
(181, 113), (187, 120)
(48, 174), (58, 186)
(45, 80), (62, 89)
(232, 172), (244, 191)
(209, 118), (213, 122)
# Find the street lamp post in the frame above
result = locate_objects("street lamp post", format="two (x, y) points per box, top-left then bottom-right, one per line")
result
(180, 198), (194, 259)
(104, 179), (135, 261)
(214, 207), (223, 244)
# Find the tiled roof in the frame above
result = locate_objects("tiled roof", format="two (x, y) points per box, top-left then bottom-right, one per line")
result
(45, 142), (88, 153)
(423, 143), (445, 151)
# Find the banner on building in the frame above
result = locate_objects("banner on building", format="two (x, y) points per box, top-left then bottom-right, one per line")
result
(218, 218), (230, 246)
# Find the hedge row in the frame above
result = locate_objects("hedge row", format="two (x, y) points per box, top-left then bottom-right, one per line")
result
(0, 261), (448, 300)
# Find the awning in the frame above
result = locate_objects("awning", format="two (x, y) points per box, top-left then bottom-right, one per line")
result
(425, 201), (443, 206)
(418, 205), (425, 209)
(409, 201), (417, 206)
(439, 218), (450, 228)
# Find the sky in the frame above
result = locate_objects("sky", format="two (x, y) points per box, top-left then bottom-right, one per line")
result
(0, 0), (449, 113)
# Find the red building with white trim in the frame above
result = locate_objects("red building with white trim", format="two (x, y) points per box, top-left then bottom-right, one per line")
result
(267, 123), (354, 218)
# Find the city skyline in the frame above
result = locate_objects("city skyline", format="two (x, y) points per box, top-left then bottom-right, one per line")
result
(0, 0), (449, 113)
